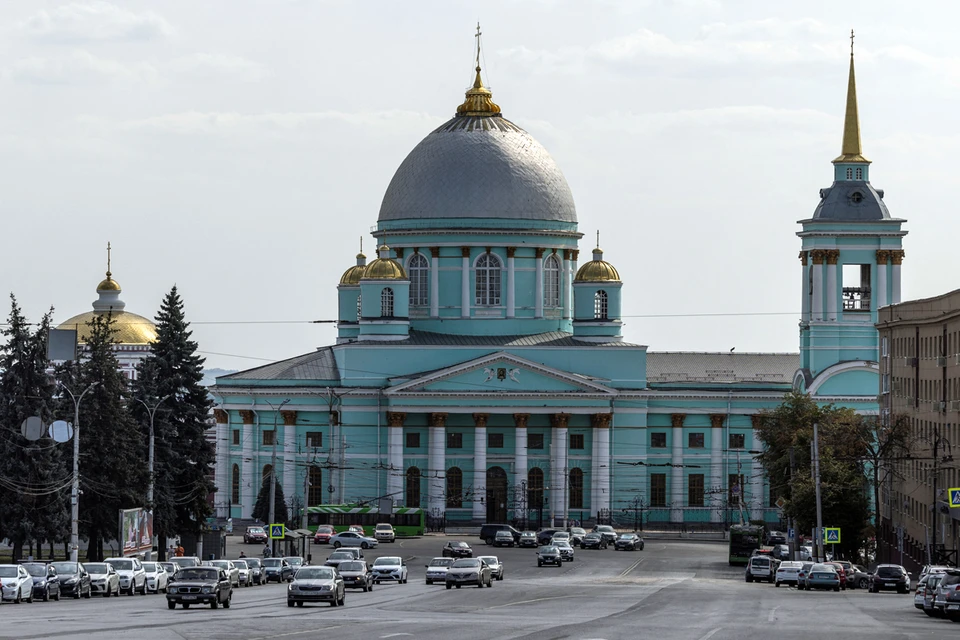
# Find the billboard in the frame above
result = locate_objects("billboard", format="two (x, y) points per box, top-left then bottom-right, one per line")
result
(119, 508), (153, 556)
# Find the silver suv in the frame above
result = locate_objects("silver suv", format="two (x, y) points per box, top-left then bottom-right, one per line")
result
(375, 523), (396, 543)
(104, 557), (147, 595)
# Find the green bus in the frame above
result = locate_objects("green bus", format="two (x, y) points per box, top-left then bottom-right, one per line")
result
(728, 524), (764, 566)
(305, 505), (425, 537)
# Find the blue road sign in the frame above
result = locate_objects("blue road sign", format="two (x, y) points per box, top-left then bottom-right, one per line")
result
(949, 487), (960, 508)
(823, 527), (841, 544)
(269, 523), (285, 539)
(787, 528), (795, 540)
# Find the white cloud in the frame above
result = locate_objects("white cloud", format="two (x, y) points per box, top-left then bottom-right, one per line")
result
(583, 105), (835, 136)
(4, 50), (156, 85)
(19, 1), (174, 43)
(168, 53), (269, 83)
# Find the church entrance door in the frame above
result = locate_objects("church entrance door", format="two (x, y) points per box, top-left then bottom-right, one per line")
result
(486, 466), (508, 523)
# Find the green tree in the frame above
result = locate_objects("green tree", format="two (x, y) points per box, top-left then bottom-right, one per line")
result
(0, 296), (67, 560)
(132, 287), (215, 555)
(252, 479), (288, 525)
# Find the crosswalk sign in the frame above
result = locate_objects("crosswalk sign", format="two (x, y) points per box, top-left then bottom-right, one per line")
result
(949, 487), (960, 508)
(269, 523), (285, 539)
(823, 527), (841, 544)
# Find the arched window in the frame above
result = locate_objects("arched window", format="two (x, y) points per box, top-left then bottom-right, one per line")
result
(408, 253), (429, 306)
(569, 468), (584, 509)
(307, 466), (323, 507)
(231, 464), (240, 504)
(475, 252), (502, 306)
(544, 254), (561, 307)
(405, 466), (421, 507)
(381, 287), (394, 317)
(594, 290), (608, 320)
(846, 167), (853, 180)
(855, 167), (863, 180)
(527, 467), (544, 510)
(446, 467), (463, 508)
(356, 293), (362, 321)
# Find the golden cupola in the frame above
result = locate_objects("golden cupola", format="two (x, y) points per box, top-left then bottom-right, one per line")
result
(339, 242), (368, 286)
(575, 247), (621, 283)
(362, 245), (407, 280)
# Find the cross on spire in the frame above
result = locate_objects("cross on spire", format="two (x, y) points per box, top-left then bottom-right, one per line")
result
(850, 28), (855, 56)
(596, 230), (600, 249)
(106, 241), (112, 277)
(475, 22), (482, 69)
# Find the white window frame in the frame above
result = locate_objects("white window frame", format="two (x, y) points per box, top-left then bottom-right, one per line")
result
(475, 252), (502, 306)
(594, 290), (608, 320)
(407, 253), (429, 307)
(381, 287), (394, 317)
(543, 254), (561, 308)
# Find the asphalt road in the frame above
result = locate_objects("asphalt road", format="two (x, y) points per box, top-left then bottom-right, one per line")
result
(2, 535), (956, 640)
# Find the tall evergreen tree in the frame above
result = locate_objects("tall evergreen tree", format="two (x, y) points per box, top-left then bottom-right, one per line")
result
(0, 296), (66, 560)
(252, 480), (288, 525)
(132, 286), (214, 553)
(57, 313), (148, 561)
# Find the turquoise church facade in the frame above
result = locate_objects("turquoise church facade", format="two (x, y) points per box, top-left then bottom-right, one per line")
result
(211, 46), (902, 529)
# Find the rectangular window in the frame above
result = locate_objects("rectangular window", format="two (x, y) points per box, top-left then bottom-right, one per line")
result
(688, 433), (705, 448)
(570, 434), (585, 450)
(650, 474), (667, 507)
(262, 430), (276, 446)
(528, 433), (544, 449)
(406, 432), (420, 449)
(688, 474), (705, 507)
(447, 432), (463, 449)
(729, 433), (745, 449)
(232, 430), (240, 446)
(729, 473), (745, 506)
(651, 432), (667, 448)
(488, 433), (504, 448)
(842, 263), (871, 312)
(306, 432), (322, 448)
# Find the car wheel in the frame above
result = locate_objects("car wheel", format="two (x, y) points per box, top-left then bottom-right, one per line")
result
(140, 582), (147, 595)
(834, 586), (840, 592)
(456, 585), (461, 589)
(211, 598), (219, 609)
(113, 585), (120, 597)
(183, 603), (190, 609)
(361, 542), (369, 549)
(333, 542), (342, 549)
(330, 597), (338, 607)
(75, 589), (82, 599)
(54, 589), (61, 601)
(167, 600), (176, 610)
(425, 580), (431, 585)
(287, 600), (295, 608)
(538, 561), (543, 567)
(26, 589), (33, 604)
(775, 582), (780, 588)
(498, 574), (503, 581)
(223, 595), (231, 609)
(43, 587), (50, 602)
(858, 578), (868, 589)
(297, 601), (304, 607)
(446, 583), (452, 590)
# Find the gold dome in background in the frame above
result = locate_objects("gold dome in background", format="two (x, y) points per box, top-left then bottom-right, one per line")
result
(57, 310), (157, 345)
(575, 248), (621, 283)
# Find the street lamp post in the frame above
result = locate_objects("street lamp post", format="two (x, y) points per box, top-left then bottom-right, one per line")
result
(61, 381), (100, 563)
(136, 395), (171, 561)
(263, 399), (290, 555)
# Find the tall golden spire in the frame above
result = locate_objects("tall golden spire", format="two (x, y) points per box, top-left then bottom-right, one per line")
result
(97, 241), (121, 292)
(456, 23), (501, 117)
(833, 29), (870, 164)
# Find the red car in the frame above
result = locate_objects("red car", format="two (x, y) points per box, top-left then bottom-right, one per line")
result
(826, 562), (848, 590)
(244, 526), (268, 544)
(348, 525), (365, 536)
(314, 525), (335, 544)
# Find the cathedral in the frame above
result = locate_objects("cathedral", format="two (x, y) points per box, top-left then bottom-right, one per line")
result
(210, 40), (903, 528)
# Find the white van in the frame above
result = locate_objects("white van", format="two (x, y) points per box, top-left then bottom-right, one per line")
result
(746, 554), (779, 583)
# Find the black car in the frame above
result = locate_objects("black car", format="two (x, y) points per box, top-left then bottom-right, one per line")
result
(479, 524), (521, 546)
(614, 533), (644, 551)
(766, 531), (787, 546)
(23, 563), (61, 602)
(536, 529), (559, 546)
(167, 566), (232, 609)
(537, 545), (562, 567)
(580, 532), (607, 549)
(592, 525), (618, 546)
(442, 541), (473, 558)
(871, 564), (910, 594)
(337, 560), (374, 592)
(50, 561), (92, 599)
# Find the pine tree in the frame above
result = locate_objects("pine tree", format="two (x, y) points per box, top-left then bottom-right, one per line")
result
(0, 296), (66, 560)
(132, 286), (215, 552)
(252, 480), (288, 524)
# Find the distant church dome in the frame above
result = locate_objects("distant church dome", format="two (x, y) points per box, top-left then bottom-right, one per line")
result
(377, 65), (576, 229)
(339, 251), (368, 285)
(575, 247), (621, 283)
(362, 245), (407, 280)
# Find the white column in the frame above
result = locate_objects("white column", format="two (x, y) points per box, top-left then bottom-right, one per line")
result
(473, 415), (487, 521)
(241, 412), (254, 519)
(215, 412), (229, 518)
(506, 248), (516, 318)
(283, 419), (296, 506)
(535, 249), (544, 318)
(514, 417), (527, 520)
(387, 413), (404, 502)
(826, 254), (838, 321)
(811, 253), (824, 320)
(892, 251), (903, 304)
(800, 254), (810, 322)
(595, 419), (610, 513)
(428, 414), (446, 513)
(710, 417), (723, 523)
(561, 250), (571, 320)
(876, 254), (888, 309)
(671, 415), (684, 523)
(461, 248), (470, 318)
(430, 249), (440, 318)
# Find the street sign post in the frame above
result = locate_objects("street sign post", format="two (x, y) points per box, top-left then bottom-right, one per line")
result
(823, 527), (841, 544)
(787, 527), (795, 540)
(949, 487), (960, 509)
(269, 523), (285, 540)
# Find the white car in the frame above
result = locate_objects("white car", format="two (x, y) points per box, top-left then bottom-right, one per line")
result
(775, 561), (804, 587)
(104, 557), (147, 595)
(329, 531), (379, 550)
(375, 523), (396, 543)
(232, 559), (253, 586)
(424, 557), (455, 585)
(0, 564), (34, 603)
(85, 562), (121, 597)
(142, 562), (169, 593)
(371, 556), (408, 584)
(206, 560), (240, 588)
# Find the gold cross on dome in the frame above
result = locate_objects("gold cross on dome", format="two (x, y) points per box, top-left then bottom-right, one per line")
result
(850, 29), (855, 55)
(106, 241), (112, 276)
(475, 22), (482, 68)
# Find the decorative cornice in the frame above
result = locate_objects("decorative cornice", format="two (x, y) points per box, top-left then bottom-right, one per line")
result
(214, 409), (228, 423)
(590, 413), (612, 429)
(798, 251), (808, 266)
(891, 250), (905, 265)
(386, 411), (406, 427)
(513, 413), (529, 428)
(430, 247), (440, 259)
(429, 412), (448, 428)
(563, 249), (572, 261)
(239, 410), (255, 424)
(550, 413), (570, 429)
(394, 247), (404, 259)
(810, 249), (826, 265)
(571, 250), (579, 261)
(281, 410), (298, 426)
(473, 413), (489, 428)
(506, 247), (517, 258)
(876, 249), (890, 265)
(710, 414), (725, 429)
(825, 249), (840, 265)
(671, 413), (686, 428)
(535, 248), (545, 258)
(461, 246), (471, 258)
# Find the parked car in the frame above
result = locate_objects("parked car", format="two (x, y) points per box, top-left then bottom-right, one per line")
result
(330, 531), (378, 549)
(231, 559), (253, 587)
(580, 532), (607, 550)
(614, 533), (644, 551)
(442, 541), (474, 558)
(445, 558), (492, 589)
(536, 529), (559, 546)
(477, 556), (504, 581)
(772, 544), (791, 560)
(774, 561), (804, 587)
(337, 560), (374, 592)
(922, 572), (946, 617)
(313, 525), (335, 545)
(324, 551), (357, 569)
(85, 563), (120, 597)
(142, 562), (169, 593)
(479, 524), (521, 546)
(825, 562), (848, 590)
(0, 564), (35, 603)
(166, 566), (232, 609)
(842, 563), (870, 589)
(262, 558), (295, 582)
(493, 531), (515, 547)
(933, 569), (960, 621)
(170, 556), (201, 570)
(205, 560), (240, 588)
(244, 557), (264, 585)
(23, 563), (61, 602)
(803, 564), (840, 591)
(551, 531), (572, 545)
(766, 531), (787, 546)
(287, 566), (345, 607)
(556, 540), (576, 562)
(568, 527), (587, 546)
(795, 562), (815, 590)
(283, 557), (306, 572)
(745, 555), (779, 583)
(51, 561), (93, 599)
(347, 525), (366, 535)
(372, 556), (408, 584)
(424, 557), (455, 585)
(870, 564), (910, 593)
(244, 526), (268, 544)
(375, 523), (396, 543)
(592, 525), (618, 546)
(537, 545), (562, 567)
(519, 531), (538, 548)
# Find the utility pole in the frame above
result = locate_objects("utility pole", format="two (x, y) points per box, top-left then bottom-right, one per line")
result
(813, 422), (824, 563)
(61, 381), (99, 563)
(265, 399), (290, 556)
(136, 395), (170, 561)
(788, 446), (796, 560)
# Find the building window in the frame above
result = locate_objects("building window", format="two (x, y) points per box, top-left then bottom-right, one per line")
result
(307, 466), (323, 506)
(528, 467), (544, 510)
(475, 253), (502, 306)
(594, 290), (608, 320)
(729, 473), (745, 506)
(569, 468), (584, 509)
(231, 464), (240, 504)
(651, 432), (667, 448)
(856, 167), (863, 179)
(650, 473), (667, 507)
(263, 430), (276, 446)
(688, 474), (705, 507)
(381, 287), (394, 317)
(356, 293), (362, 321)
(488, 433), (504, 448)
(846, 167), (853, 180)
(232, 430), (240, 446)
(570, 434), (585, 450)
(544, 254), (561, 307)
(842, 263), (871, 312)
(447, 432), (463, 449)
(446, 467), (463, 508)
(405, 432), (420, 449)
(729, 433), (745, 449)
(688, 433), (705, 448)
(528, 433), (544, 449)
(405, 467), (421, 507)
(306, 432), (322, 448)
(408, 253), (429, 306)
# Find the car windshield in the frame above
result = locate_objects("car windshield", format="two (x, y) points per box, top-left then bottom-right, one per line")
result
(451, 542), (468, 548)
(376, 524), (392, 530)
(585, 533), (600, 538)
(246, 559), (261, 568)
(297, 568), (334, 580)
(877, 566), (903, 577)
(618, 534), (634, 539)
(779, 562), (802, 569)
(811, 564), (834, 573)
(339, 562), (365, 572)
(596, 526), (614, 532)
(430, 559), (453, 566)
(51, 562), (78, 574)
(284, 558), (303, 566)
(478, 557), (498, 565)
(940, 573), (960, 587)
(374, 557), (400, 566)
(106, 560), (133, 571)
(263, 559), (282, 567)
(233, 560), (248, 569)
(86, 563), (109, 574)
(178, 568), (218, 581)
(329, 552), (352, 560)
(452, 559), (480, 569)
(539, 546), (558, 553)
(522, 531), (535, 536)
(143, 563), (158, 572)
(317, 526), (334, 533)
(553, 532), (569, 538)
(23, 564), (48, 577)
(210, 561), (228, 569)
(0, 567), (20, 578)
(248, 527), (264, 534)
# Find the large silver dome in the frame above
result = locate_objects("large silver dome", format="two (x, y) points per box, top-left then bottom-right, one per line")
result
(377, 115), (577, 226)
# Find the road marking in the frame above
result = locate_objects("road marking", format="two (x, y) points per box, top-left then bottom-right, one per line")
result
(255, 625), (342, 639)
(380, 635), (414, 638)
(768, 605), (779, 622)
(486, 595), (576, 609)
(697, 628), (721, 640)
(618, 557), (644, 578)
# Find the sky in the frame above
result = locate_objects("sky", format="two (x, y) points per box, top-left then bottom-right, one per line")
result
(2, 0), (958, 371)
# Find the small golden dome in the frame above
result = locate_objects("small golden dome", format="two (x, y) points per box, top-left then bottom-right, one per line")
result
(339, 264), (367, 285)
(457, 67), (501, 117)
(56, 310), (157, 345)
(363, 258), (407, 280)
(97, 275), (121, 292)
(575, 248), (621, 283)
